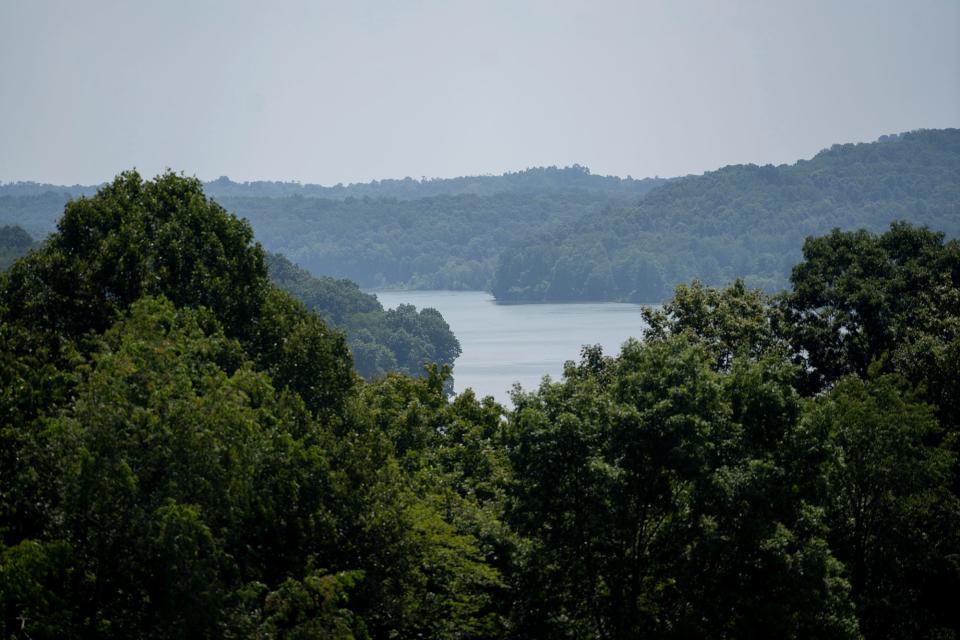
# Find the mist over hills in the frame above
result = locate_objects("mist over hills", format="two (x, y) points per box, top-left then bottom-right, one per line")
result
(2, 130), (957, 299)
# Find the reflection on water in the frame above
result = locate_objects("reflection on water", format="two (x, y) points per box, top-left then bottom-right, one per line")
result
(371, 290), (653, 406)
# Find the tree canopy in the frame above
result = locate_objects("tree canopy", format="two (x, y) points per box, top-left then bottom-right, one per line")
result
(0, 169), (957, 639)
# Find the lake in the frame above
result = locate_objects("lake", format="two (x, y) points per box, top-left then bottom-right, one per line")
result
(371, 290), (652, 405)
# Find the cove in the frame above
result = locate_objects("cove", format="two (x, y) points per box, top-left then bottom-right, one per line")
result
(371, 290), (653, 405)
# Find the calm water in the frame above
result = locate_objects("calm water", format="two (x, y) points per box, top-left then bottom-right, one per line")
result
(372, 290), (652, 405)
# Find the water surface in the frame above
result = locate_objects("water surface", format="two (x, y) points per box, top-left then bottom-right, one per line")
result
(372, 290), (652, 405)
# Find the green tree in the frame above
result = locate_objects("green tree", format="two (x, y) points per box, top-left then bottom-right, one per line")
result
(642, 278), (787, 370)
(250, 288), (356, 416)
(1, 171), (269, 342)
(808, 374), (960, 639)
(357, 367), (511, 638)
(784, 222), (960, 394)
(253, 570), (369, 640)
(506, 336), (857, 638)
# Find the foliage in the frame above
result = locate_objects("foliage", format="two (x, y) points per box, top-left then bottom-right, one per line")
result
(0, 226), (35, 271)
(783, 221), (960, 401)
(506, 338), (858, 639)
(267, 252), (461, 381)
(0, 170), (271, 342)
(809, 374), (960, 639)
(0, 168), (663, 292)
(642, 278), (788, 370)
(1, 168), (958, 639)
(358, 369), (513, 638)
(254, 570), (369, 640)
(492, 129), (960, 301)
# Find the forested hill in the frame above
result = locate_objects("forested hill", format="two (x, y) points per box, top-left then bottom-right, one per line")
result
(5, 131), (958, 299)
(0, 166), (661, 202)
(202, 164), (664, 200)
(492, 128), (960, 302)
(0, 166), (665, 290)
(266, 252), (461, 381)
(220, 190), (632, 289)
(0, 165), (663, 231)
(0, 191), (79, 238)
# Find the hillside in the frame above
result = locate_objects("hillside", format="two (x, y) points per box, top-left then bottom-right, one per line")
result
(0, 166), (661, 203)
(222, 188), (638, 289)
(266, 252), (460, 381)
(492, 129), (960, 301)
(0, 191), (77, 238)
(0, 166), (665, 291)
(5, 131), (958, 301)
(202, 164), (662, 200)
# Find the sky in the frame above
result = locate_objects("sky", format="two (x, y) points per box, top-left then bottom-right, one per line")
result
(1, 0), (958, 185)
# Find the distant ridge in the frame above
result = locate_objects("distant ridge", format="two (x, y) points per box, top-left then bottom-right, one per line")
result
(203, 165), (664, 200)
(0, 164), (664, 202)
(4, 130), (957, 299)
(0, 166), (667, 289)
(491, 128), (960, 301)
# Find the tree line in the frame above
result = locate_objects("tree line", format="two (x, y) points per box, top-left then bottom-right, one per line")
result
(1, 171), (958, 639)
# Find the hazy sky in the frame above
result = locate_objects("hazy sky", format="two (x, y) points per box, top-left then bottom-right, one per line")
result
(1, 0), (958, 185)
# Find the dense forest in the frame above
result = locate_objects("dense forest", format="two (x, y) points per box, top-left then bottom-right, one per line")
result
(221, 188), (643, 290)
(266, 252), (460, 381)
(1, 171), (958, 639)
(0, 166), (664, 290)
(3, 131), (957, 300)
(492, 129), (960, 301)
(0, 225), (459, 386)
(0, 226), (35, 271)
